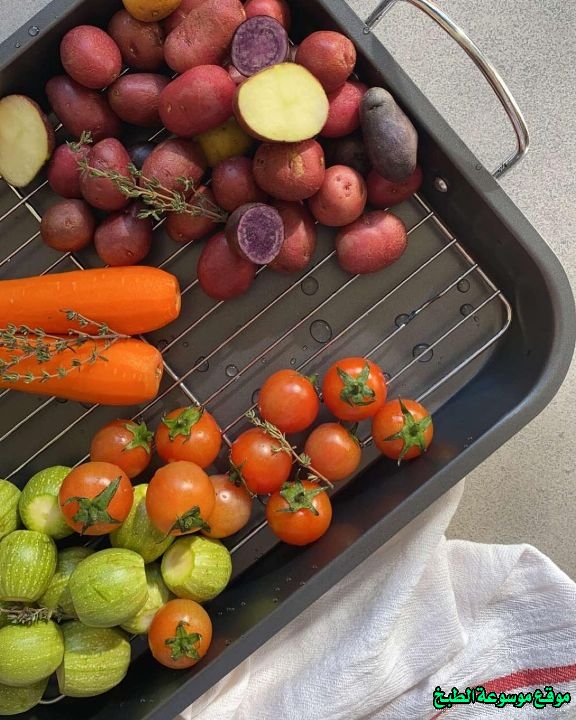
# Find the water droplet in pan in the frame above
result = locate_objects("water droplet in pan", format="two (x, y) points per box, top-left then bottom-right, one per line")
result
(156, 339), (167, 352)
(225, 364), (239, 378)
(289, 357), (297, 366)
(310, 319), (332, 343)
(457, 278), (470, 293)
(412, 343), (433, 362)
(251, 388), (260, 404)
(460, 303), (474, 316)
(395, 313), (411, 327)
(195, 356), (209, 372)
(301, 277), (319, 295)
(28, 26), (40, 36)
(15, 42), (21, 48)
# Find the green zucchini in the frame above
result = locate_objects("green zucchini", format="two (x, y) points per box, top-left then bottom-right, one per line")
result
(161, 535), (232, 602)
(0, 620), (63, 686)
(18, 465), (73, 539)
(109, 483), (174, 562)
(0, 480), (21, 540)
(68, 548), (148, 627)
(39, 546), (94, 618)
(121, 562), (172, 635)
(0, 530), (57, 602)
(0, 677), (48, 715)
(57, 621), (131, 698)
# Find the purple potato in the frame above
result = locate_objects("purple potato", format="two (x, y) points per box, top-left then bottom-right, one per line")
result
(230, 16), (289, 77)
(225, 202), (284, 264)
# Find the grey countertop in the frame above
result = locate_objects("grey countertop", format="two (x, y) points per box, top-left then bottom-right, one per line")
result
(1, 0), (575, 578)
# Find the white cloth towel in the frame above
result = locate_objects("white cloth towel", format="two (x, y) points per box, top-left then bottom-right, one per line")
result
(178, 481), (576, 720)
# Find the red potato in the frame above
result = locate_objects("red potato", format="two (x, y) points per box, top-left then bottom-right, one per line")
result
(60, 25), (122, 90)
(211, 156), (268, 212)
(80, 138), (131, 212)
(94, 203), (153, 266)
(268, 200), (317, 273)
(225, 202), (284, 264)
(40, 199), (96, 252)
(321, 81), (368, 139)
(335, 210), (408, 275)
(108, 73), (170, 127)
(307, 164), (367, 227)
(295, 31), (356, 93)
(108, 10), (165, 71)
(165, 185), (222, 243)
(163, 0), (198, 33)
(244, 0), (291, 30)
(163, 0), (245, 73)
(159, 65), (237, 137)
(366, 166), (423, 208)
(253, 139), (325, 202)
(230, 16), (289, 77)
(197, 230), (257, 300)
(226, 61), (248, 85)
(140, 138), (206, 194)
(45, 75), (121, 141)
(46, 141), (90, 198)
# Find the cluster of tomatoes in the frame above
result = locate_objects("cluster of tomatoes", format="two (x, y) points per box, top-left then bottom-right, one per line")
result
(66, 356), (433, 549)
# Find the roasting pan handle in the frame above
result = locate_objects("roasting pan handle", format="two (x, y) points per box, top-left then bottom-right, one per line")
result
(362, 0), (529, 178)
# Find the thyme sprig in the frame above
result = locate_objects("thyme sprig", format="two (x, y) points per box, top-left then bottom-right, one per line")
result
(244, 409), (333, 488)
(0, 604), (60, 625)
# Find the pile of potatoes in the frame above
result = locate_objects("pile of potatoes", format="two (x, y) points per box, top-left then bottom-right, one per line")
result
(39, 0), (424, 299)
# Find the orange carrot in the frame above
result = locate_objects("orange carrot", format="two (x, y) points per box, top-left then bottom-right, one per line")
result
(0, 337), (164, 405)
(0, 266), (181, 335)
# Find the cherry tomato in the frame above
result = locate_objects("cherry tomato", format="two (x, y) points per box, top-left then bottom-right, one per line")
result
(266, 479), (332, 546)
(371, 398), (433, 461)
(148, 598), (212, 670)
(322, 357), (387, 421)
(229, 427), (293, 495)
(146, 461), (216, 536)
(58, 461), (133, 536)
(257, 369), (319, 434)
(303, 422), (362, 482)
(155, 406), (222, 469)
(202, 474), (253, 539)
(89, 419), (153, 478)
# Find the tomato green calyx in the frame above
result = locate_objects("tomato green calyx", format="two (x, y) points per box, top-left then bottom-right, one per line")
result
(62, 477), (122, 534)
(336, 362), (376, 407)
(162, 406), (203, 442)
(278, 479), (327, 516)
(124, 420), (153, 454)
(165, 621), (202, 661)
(383, 400), (432, 463)
(169, 505), (210, 534)
(305, 373), (319, 390)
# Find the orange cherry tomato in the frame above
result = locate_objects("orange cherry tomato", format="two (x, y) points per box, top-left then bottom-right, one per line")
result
(321, 357), (387, 421)
(371, 398), (433, 461)
(266, 479), (332, 546)
(148, 598), (212, 670)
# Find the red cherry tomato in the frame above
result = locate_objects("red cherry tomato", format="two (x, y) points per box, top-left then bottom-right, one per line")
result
(155, 406), (222, 469)
(202, 474), (253, 539)
(89, 419), (153, 478)
(371, 398), (433, 461)
(229, 427), (292, 495)
(266, 479), (332, 545)
(304, 422), (362, 482)
(257, 369), (319, 434)
(148, 598), (212, 670)
(322, 357), (387, 421)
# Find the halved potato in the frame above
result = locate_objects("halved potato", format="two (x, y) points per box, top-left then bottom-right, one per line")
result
(0, 95), (55, 187)
(234, 63), (329, 143)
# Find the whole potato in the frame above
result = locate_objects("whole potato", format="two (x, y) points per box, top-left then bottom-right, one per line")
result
(80, 138), (131, 211)
(244, 0), (291, 30)
(122, 0), (182, 22)
(60, 25), (122, 90)
(253, 139), (325, 201)
(108, 73), (170, 127)
(335, 210), (407, 275)
(268, 200), (317, 273)
(94, 203), (153, 266)
(197, 230), (256, 301)
(140, 137), (206, 193)
(212, 156), (268, 212)
(45, 75), (121, 141)
(165, 185), (222, 243)
(308, 164), (367, 227)
(159, 65), (237, 137)
(295, 31), (356, 93)
(108, 10), (165, 71)
(360, 87), (418, 182)
(46, 141), (90, 198)
(366, 166), (423, 208)
(162, 0), (197, 33)
(322, 133), (371, 177)
(321, 81), (367, 139)
(40, 199), (96, 252)
(195, 117), (254, 167)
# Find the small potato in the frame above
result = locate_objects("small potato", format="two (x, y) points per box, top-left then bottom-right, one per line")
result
(163, 0), (246, 73)
(225, 202), (284, 264)
(94, 203), (153, 266)
(40, 199), (96, 252)
(321, 81), (368, 139)
(140, 137), (206, 193)
(295, 31), (356, 93)
(162, 0), (197, 33)
(269, 200), (317, 273)
(60, 25), (122, 90)
(108, 73), (170, 127)
(307, 165), (367, 227)
(108, 11), (165, 71)
(366, 166), (423, 208)
(122, 0), (182, 22)
(335, 210), (407, 275)
(45, 75), (121, 141)
(165, 185), (222, 243)
(244, 0), (291, 30)
(197, 230), (256, 301)
(360, 87), (418, 182)
(322, 133), (371, 177)
(46, 141), (90, 199)
(159, 65), (237, 137)
(253, 139), (325, 201)
(80, 138), (131, 211)
(212, 156), (268, 212)
(195, 117), (254, 167)
(230, 16), (289, 77)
